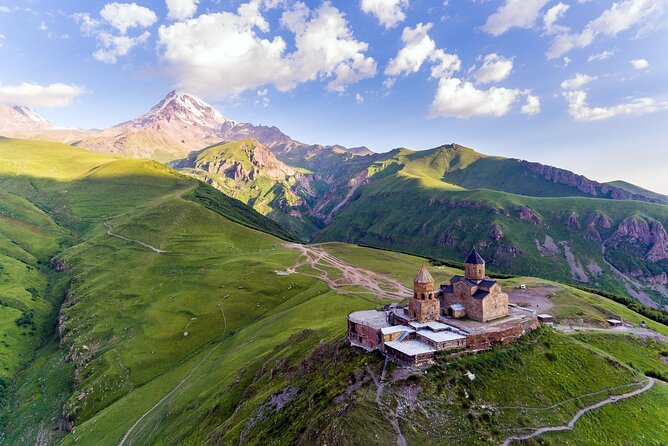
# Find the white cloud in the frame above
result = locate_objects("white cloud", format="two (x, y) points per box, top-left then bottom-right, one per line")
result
(166, 0), (199, 20)
(39, 21), (48, 32)
(157, 1), (376, 97)
(630, 58), (649, 69)
(0, 82), (84, 108)
(543, 2), (570, 35)
(384, 22), (460, 78)
(564, 90), (668, 120)
(0, 34), (4, 48)
(0, 6), (11, 13)
(473, 53), (513, 84)
(560, 73), (597, 90)
(588, 49), (615, 62)
(522, 94), (541, 115)
(482, 0), (550, 36)
(383, 77), (396, 89)
(257, 88), (268, 96)
(430, 77), (534, 118)
(73, 13), (101, 35)
(360, 0), (408, 29)
(93, 31), (151, 63)
(355, 93), (364, 103)
(547, 0), (667, 59)
(100, 2), (157, 34)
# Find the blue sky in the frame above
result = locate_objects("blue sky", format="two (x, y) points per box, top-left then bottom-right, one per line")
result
(1, 0), (668, 192)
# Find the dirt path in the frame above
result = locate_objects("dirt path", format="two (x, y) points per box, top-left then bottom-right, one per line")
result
(278, 243), (411, 301)
(104, 222), (168, 254)
(508, 285), (560, 315)
(555, 324), (668, 343)
(600, 236), (658, 308)
(117, 305), (228, 446)
(370, 358), (407, 446)
(502, 378), (655, 446)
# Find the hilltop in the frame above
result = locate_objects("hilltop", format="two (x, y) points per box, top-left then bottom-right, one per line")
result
(2, 92), (667, 309)
(0, 138), (665, 445)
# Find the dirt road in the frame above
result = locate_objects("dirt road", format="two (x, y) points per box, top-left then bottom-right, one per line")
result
(279, 243), (411, 301)
(502, 378), (655, 445)
(104, 222), (167, 254)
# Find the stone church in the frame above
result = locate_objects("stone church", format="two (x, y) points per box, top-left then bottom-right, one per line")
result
(439, 249), (509, 322)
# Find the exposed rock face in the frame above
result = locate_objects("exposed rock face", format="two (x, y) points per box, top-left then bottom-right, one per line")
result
(565, 212), (580, 229)
(489, 224), (503, 241)
(589, 212), (612, 229)
(610, 217), (668, 262)
(648, 273), (668, 284)
(519, 160), (661, 203)
(647, 222), (668, 262)
(584, 225), (603, 243)
(517, 206), (542, 225)
(535, 235), (560, 256)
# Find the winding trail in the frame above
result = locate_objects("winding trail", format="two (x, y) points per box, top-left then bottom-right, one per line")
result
(371, 358), (407, 446)
(278, 243), (411, 301)
(600, 236), (659, 308)
(502, 378), (656, 446)
(117, 305), (228, 446)
(555, 323), (668, 343)
(104, 222), (168, 254)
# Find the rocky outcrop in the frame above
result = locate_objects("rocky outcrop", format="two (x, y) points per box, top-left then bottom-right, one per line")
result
(565, 212), (580, 229)
(519, 160), (660, 203)
(589, 212), (612, 229)
(489, 225), (503, 241)
(646, 222), (668, 262)
(517, 206), (542, 225)
(49, 258), (67, 272)
(584, 225), (603, 243)
(609, 217), (668, 262)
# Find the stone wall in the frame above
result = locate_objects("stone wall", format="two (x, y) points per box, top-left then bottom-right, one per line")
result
(481, 291), (509, 322)
(409, 298), (440, 322)
(465, 317), (540, 351)
(465, 263), (485, 280)
(348, 319), (382, 351)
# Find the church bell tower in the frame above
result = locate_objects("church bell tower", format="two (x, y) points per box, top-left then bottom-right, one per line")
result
(408, 265), (440, 322)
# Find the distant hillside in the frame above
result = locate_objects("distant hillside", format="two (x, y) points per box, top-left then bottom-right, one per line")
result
(173, 139), (320, 238)
(316, 145), (668, 309)
(0, 138), (666, 446)
(607, 180), (668, 205)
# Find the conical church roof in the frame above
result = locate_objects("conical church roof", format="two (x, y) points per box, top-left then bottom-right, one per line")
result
(465, 249), (485, 265)
(414, 264), (434, 284)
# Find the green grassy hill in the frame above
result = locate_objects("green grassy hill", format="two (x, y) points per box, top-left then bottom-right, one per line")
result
(606, 180), (668, 205)
(172, 139), (321, 238)
(0, 138), (666, 445)
(316, 145), (668, 309)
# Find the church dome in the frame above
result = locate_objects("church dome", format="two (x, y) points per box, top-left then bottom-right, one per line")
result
(465, 249), (485, 265)
(414, 265), (434, 284)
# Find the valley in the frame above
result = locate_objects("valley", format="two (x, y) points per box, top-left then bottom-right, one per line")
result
(0, 98), (667, 446)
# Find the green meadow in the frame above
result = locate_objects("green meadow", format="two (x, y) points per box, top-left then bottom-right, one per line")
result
(0, 138), (666, 445)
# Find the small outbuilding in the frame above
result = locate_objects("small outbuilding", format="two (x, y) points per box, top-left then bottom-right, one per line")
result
(606, 319), (623, 327)
(537, 314), (555, 323)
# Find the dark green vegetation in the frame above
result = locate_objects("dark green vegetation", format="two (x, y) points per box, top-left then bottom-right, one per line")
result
(0, 138), (667, 445)
(607, 180), (668, 205)
(312, 145), (668, 309)
(173, 141), (668, 309)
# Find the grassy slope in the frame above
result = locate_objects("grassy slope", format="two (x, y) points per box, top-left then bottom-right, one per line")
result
(607, 180), (668, 205)
(316, 147), (668, 307)
(0, 139), (666, 445)
(175, 139), (320, 239)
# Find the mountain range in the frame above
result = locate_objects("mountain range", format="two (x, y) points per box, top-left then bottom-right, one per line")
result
(1, 92), (667, 309)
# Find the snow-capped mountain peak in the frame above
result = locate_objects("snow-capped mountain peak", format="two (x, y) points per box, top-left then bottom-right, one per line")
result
(123, 90), (232, 130)
(0, 104), (53, 131)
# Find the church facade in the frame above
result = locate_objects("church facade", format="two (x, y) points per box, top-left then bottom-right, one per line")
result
(439, 249), (509, 323)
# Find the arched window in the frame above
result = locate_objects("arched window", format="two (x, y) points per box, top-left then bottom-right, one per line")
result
(421, 293), (425, 300)
(414, 292), (417, 298)
(428, 293), (432, 299)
